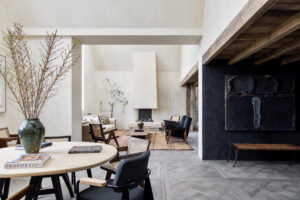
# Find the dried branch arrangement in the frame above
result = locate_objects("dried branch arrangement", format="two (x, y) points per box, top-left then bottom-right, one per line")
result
(0, 23), (78, 119)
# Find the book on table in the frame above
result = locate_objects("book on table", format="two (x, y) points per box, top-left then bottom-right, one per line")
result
(4, 153), (51, 169)
(68, 145), (102, 154)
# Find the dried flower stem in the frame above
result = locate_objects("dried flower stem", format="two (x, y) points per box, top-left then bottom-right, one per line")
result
(0, 23), (78, 119)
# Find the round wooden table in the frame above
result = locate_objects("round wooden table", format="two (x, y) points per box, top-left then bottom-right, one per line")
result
(0, 142), (117, 200)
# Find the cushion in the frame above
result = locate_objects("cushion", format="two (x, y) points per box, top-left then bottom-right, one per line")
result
(99, 115), (110, 125)
(103, 124), (116, 133)
(78, 185), (144, 200)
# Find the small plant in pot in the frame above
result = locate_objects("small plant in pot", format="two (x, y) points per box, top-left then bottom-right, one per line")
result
(0, 23), (78, 154)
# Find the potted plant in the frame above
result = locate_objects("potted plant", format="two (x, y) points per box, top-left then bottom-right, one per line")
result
(0, 23), (78, 153)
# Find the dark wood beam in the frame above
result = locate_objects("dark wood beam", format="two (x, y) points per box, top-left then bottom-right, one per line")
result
(186, 84), (191, 117)
(271, 3), (300, 10)
(281, 53), (300, 65)
(255, 37), (300, 64)
(202, 0), (278, 65)
(229, 11), (300, 65)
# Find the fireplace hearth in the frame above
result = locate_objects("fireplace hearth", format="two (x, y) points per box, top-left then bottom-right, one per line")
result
(138, 109), (153, 122)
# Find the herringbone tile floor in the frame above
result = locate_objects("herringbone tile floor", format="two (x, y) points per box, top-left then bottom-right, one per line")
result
(9, 131), (300, 200)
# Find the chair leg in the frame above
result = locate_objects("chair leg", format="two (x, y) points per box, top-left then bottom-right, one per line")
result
(105, 172), (112, 181)
(227, 144), (232, 162)
(166, 130), (172, 144)
(87, 169), (92, 178)
(144, 177), (154, 200)
(61, 173), (74, 198)
(183, 130), (188, 144)
(112, 131), (120, 147)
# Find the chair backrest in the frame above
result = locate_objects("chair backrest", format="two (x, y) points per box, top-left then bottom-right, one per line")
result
(127, 137), (150, 155)
(170, 115), (180, 122)
(180, 116), (187, 126)
(182, 117), (192, 136)
(0, 128), (10, 138)
(89, 123), (106, 141)
(113, 151), (150, 189)
(44, 136), (71, 142)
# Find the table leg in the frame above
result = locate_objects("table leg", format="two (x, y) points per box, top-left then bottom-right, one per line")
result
(0, 178), (10, 200)
(51, 175), (63, 200)
(232, 148), (239, 167)
(61, 173), (74, 198)
(25, 176), (42, 200)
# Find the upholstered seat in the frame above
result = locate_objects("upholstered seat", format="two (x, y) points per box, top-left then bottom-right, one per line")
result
(78, 185), (144, 200)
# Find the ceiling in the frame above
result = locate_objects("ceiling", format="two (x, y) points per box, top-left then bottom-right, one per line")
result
(203, 0), (300, 66)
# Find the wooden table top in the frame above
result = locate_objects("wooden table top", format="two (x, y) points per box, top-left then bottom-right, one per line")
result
(233, 143), (300, 151)
(129, 127), (150, 136)
(0, 142), (117, 178)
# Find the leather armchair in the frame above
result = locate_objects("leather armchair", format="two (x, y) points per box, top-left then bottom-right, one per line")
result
(164, 116), (192, 144)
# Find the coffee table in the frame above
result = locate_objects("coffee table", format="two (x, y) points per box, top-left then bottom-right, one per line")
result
(129, 127), (150, 139)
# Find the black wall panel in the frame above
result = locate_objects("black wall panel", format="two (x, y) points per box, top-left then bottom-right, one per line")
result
(203, 60), (300, 160)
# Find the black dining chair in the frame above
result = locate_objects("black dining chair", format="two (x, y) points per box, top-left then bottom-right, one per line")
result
(76, 151), (154, 200)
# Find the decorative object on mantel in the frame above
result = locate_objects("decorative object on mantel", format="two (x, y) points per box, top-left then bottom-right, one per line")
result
(102, 78), (128, 117)
(0, 55), (5, 113)
(137, 120), (144, 129)
(0, 23), (78, 154)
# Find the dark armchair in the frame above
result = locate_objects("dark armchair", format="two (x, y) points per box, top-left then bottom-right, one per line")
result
(77, 151), (153, 200)
(164, 116), (192, 144)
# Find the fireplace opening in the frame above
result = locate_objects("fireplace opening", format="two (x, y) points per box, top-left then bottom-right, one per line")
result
(138, 109), (153, 122)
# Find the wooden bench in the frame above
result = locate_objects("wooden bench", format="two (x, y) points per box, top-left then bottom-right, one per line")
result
(228, 143), (300, 167)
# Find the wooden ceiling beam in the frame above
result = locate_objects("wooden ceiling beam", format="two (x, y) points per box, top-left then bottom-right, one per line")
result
(202, 0), (278, 65)
(255, 37), (300, 64)
(229, 11), (300, 65)
(271, 3), (300, 10)
(281, 53), (300, 65)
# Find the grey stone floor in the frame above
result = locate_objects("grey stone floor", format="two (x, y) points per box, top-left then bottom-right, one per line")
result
(9, 131), (300, 199)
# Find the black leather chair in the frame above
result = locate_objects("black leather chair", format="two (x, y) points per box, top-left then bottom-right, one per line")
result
(164, 116), (192, 144)
(77, 151), (153, 200)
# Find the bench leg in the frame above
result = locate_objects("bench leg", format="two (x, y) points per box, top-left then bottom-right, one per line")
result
(227, 144), (232, 162)
(232, 148), (239, 167)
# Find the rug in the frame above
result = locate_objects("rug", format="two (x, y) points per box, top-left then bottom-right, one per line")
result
(111, 130), (193, 150)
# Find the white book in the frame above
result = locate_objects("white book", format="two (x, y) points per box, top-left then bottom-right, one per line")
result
(4, 153), (51, 169)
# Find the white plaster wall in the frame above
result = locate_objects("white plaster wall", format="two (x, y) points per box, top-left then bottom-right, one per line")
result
(0, 36), (73, 137)
(83, 45), (185, 129)
(178, 0), (249, 158)
(0, 0), (205, 28)
(82, 45), (97, 114)
(180, 45), (199, 80)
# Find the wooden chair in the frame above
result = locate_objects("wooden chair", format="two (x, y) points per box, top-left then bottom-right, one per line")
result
(89, 123), (120, 147)
(101, 137), (150, 180)
(0, 127), (20, 148)
(77, 151), (153, 200)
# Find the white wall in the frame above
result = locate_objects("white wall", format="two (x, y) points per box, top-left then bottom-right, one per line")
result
(0, 0), (204, 28)
(83, 45), (185, 129)
(180, 45), (199, 80)
(0, 36), (75, 138)
(179, 0), (249, 158)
